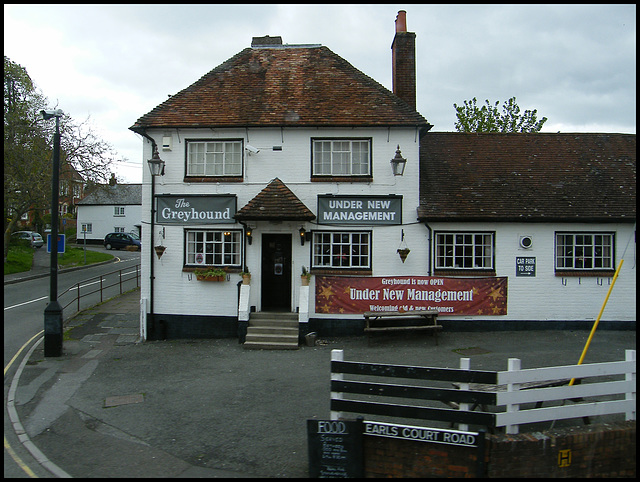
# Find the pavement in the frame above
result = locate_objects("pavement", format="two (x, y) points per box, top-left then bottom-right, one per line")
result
(5, 252), (637, 478)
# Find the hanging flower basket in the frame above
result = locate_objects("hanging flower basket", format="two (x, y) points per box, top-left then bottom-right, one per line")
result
(154, 245), (166, 259)
(397, 248), (410, 263)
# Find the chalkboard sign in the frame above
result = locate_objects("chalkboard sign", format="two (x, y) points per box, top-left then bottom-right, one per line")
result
(307, 419), (364, 478)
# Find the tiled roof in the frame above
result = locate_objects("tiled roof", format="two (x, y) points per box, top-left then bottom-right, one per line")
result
(417, 133), (636, 222)
(77, 184), (142, 206)
(235, 178), (316, 221)
(130, 45), (430, 131)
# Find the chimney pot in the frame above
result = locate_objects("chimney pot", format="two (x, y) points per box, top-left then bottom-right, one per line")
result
(251, 35), (283, 47)
(395, 10), (407, 33)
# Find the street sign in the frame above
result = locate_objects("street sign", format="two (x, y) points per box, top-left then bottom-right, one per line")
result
(47, 234), (66, 254)
(516, 257), (536, 277)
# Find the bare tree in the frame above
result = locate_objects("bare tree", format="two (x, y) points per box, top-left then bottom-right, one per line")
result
(4, 56), (118, 260)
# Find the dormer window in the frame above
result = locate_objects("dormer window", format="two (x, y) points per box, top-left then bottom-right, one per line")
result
(311, 138), (371, 178)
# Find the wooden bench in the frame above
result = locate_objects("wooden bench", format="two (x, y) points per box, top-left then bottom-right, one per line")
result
(363, 310), (442, 345)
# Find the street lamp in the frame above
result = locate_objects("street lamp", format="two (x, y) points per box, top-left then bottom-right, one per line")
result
(147, 146), (165, 337)
(41, 109), (64, 357)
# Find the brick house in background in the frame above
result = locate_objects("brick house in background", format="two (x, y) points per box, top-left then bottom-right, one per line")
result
(20, 162), (86, 233)
(130, 11), (635, 342)
(58, 163), (85, 218)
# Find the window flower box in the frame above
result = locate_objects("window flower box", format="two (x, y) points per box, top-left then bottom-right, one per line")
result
(194, 267), (228, 281)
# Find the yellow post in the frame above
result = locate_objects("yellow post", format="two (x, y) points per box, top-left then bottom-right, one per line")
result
(569, 259), (624, 385)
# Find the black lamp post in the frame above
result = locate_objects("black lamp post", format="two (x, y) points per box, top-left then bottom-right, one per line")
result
(41, 109), (64, 357)
(147, 146), (165, 335)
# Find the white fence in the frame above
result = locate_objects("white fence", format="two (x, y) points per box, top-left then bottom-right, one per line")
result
(329, 349), (636, 435)
(494, 350), (635, 433)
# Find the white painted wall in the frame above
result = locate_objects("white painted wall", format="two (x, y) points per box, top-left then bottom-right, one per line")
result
(141, 126), (421, 318)
(76, 204), (142, 242)
(425, 221), (636, 322)
(139, 128), (637, 325)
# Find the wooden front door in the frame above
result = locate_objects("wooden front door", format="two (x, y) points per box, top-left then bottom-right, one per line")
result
(261, 234), (292, 311)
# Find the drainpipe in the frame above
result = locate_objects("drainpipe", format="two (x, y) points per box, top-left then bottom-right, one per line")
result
(135, 129), (158, 337)
(424, 222), (433, 276)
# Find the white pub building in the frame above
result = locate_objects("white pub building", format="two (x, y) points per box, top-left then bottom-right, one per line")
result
(130, 11), (636, 346)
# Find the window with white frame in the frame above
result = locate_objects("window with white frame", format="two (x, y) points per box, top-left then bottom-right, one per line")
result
(312, 139), (371, 177)
(114, 206), (125, 216)
(312, 231), (371, 269)
(114, 227), (125, 233)
(81, 223), (92, 233)
(435, 232), (494, 270)
(185, 229), (242, 267)
(186, 140), (243, 177)
(555, 232), (614, 270)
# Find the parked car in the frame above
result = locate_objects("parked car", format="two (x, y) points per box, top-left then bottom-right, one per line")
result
(103, 232), (141, 250)
(11, 231), (44, 248)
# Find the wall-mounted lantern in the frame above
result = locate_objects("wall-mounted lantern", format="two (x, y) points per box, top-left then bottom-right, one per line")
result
(299, 226), (307, 246)
(390, 145), (407, 176)
(246, 227), (253, 245)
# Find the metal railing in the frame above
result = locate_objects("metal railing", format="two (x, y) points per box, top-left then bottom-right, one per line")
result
(58, 263), (141, 317)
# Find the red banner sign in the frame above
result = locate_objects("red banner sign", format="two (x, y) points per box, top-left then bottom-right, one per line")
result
(315, 276), (508, 316)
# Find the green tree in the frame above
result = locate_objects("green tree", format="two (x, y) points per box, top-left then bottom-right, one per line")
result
(454, 96), (547, 133)
(4, 56), (118, 261)
(4, 56), (51, 260)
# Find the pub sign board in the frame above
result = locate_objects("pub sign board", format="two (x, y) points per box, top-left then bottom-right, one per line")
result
(316, 276), (508, 316)
(317, 195), (402, 225)
(155, 194), (236, 225)
(307, 419), (364, 478)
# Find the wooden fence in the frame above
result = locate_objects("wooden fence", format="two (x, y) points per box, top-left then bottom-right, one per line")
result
(330, 349), (635, 434)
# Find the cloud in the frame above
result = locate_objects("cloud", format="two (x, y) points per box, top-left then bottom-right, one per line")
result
(4, 4), (636, 182)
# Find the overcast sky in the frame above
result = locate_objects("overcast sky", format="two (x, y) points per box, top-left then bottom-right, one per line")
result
(4, 4), (636, 183)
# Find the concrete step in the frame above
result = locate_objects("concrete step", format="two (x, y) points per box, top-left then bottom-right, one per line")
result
(243, 312), (300, 350)
(249, 319), (299, 328)
(250, 311), (298, 320)
(245, 332), (299, 344)
(248, 326), (299, 336)
(243, 340), (299, 350)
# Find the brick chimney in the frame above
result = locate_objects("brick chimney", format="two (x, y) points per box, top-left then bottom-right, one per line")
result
(391, 10), (416, 110)
(251, 36), (283, 47)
